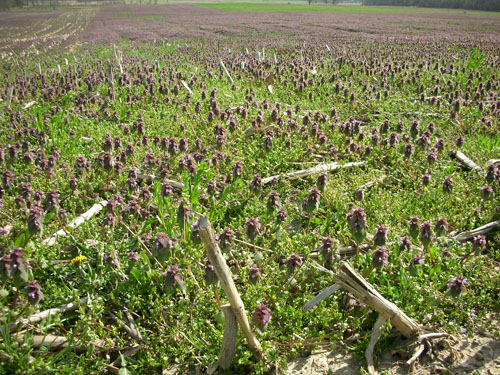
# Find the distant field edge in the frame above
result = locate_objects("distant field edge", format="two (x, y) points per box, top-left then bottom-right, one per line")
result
(197, 3), (500, 16)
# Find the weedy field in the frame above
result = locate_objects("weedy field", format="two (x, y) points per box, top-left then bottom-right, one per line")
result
(0, 3), (499, 375)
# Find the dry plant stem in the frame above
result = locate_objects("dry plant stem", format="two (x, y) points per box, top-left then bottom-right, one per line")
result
(14, 334), (89, 351)
(366, 315), (388, 375)
(452, 220), (500, 242)
(198, 216), (263, 362)
(41, 200), (108, 247)
(233, 237), (272, 253)
(111, 344), (141, 367)
(261, 161), (365, 185)
(219, 58), (234, 84)
(217, 304), (238, 370)
(181, 80), (193, 95)
(485, 159), (500, 167)
(450, 150), (486, 176)
(212, 285), (222, 308)
(407, 343), (425, 368)
(303, 283), (341, 312)
(334, 262), (420, 338)
(4, 296), (89, 332)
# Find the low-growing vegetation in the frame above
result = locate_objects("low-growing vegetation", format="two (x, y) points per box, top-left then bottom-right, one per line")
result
(0, 3), (499, 374)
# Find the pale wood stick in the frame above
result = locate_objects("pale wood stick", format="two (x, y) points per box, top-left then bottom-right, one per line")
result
(41, 200), (108, 247)
(14, 334), (106, 352)
(219, 59), (234, 85)
(407, 343), (425, 367)
(485, 159), (500, 168)
(4, 297), (89, 332)
(181, 80), (193, 96)
(452, 220), (500, 242)
(23, 101), (36, 109)
(366, 315), (388, 375)
(334, 262), (420, 338)
(450, 150), (485, 176)
(262, 161), (365, 185)
(198, 217), (263, 362)
(304, 284), (341, 312)
(136, 172), (184, 190)
(110, 311), (143, 343)
(5, 86), (13, 110)
(217, 304), (238, 370)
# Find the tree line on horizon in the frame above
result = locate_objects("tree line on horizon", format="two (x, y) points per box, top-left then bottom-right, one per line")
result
(362, 0), (500, 12)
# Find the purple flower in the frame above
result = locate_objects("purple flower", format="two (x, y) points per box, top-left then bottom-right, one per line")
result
(44, 190), (60, 211)
(69, 177), (78, 190)
(419, 221), (433, 249)
(346, 208), (367, 244)
(421, 174), (431, 186)
(204, 262), (217, 285)
(165, 264), (185, 293)
(472, 235), (487, 254)
(267, 191), (281, 213)
(354, 188), (364, 201)
(373, 225), (389, 246)
(128, 252), (139, 262)
(249, 174), (262, 193)
(152, 233), (175, 261)
(447, 274), (467, 297)
(303, 188), (321, 214)
(412, 253), (425, 265)
(321, 236), (336, 264)
(25, 280), (43, 305)
(276, 209), (288, 223)
(219, 227), (234, 252)
(232, 161), (243, 180)
(435, 217), (448, 237)
(28, 202), (44, 235)
(252, 303), (272, 331)
(442, 178), (453, 193)
(399, 236), (411, 252)
(285, 253), (303, 273)
(404, 143), (414, 159)
(207, 179), (217, 195)
(407, 216), (420, 241)
(245, 217), (261, 241)
(9, 248), (29, 286)
(481, 186), (493, 200)
(372, 247), (389, 268)
(316, 173), (328, 192)
(248, 265), (262, 283)
(486, 166), (495, 184)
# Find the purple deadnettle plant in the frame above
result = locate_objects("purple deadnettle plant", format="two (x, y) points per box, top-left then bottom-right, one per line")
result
(316, 172), (328, 192)
(285, 252), (303, 274)
(373, 225), (389, 246)
(372, 246), (389, 269)
(218, 227), (234, 252)
(25, 280), (43, 305)
(472, 235), (487, 255)
(245, 217), (260, 241)
(446, 274), (467, 297)
(419, 221), (433, 249)
(302, 188), (321, 214)
(165, 264), (186, 294)
(407, 216), (420, 241)
(442, 177), (453, 193)
(248, 265), (262, 284)
(252, 303), (271, 331)
(435, 217), (448, 237)
(346, 207), (367, 245)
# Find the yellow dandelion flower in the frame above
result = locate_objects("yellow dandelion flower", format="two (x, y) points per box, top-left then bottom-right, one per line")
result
(71, 256), (88, 265)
